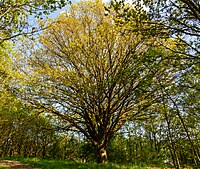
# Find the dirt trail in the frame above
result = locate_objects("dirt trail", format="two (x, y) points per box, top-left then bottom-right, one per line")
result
(0, 160), (40, 169)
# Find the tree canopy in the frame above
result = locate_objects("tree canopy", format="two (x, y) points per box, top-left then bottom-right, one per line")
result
(15, 0), (183, 163)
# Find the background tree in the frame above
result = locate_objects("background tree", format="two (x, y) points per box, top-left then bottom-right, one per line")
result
(0, 88), (55, 158)
(109, 1), (199, 167)
(0, 0), (69, 43)
(0, 42), (12, 86)
(16, 0), (181, 163)
(111, 0), (199, 53)
(137, 0), (199, 56)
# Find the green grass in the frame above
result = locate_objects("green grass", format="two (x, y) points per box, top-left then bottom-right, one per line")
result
(0, 165), (6, 169)
(1, 157), (148, 169)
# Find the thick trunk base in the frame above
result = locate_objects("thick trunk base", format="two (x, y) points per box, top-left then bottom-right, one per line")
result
(97, 147), (108, 163)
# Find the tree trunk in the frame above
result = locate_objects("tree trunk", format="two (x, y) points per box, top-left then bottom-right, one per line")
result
(42, 145), (46, 158)
(165, 114), (181, 169)
(97, 147), (108, 163)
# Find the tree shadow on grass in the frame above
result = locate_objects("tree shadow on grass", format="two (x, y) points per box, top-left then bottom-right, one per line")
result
(28, 160), (125, 169)
(16, 158), (132, 169)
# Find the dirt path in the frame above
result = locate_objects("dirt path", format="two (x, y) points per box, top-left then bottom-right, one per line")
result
(0, 160), (40, 169)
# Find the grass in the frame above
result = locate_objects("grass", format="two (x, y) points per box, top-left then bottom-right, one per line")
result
(0, 164), (6, 169)
(1, 157), (148, 169)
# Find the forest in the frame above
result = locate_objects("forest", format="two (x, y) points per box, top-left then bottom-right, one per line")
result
(0, 0), (199, 168)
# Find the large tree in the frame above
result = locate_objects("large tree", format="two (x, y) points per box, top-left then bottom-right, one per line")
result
(16, 0), (181, 163)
